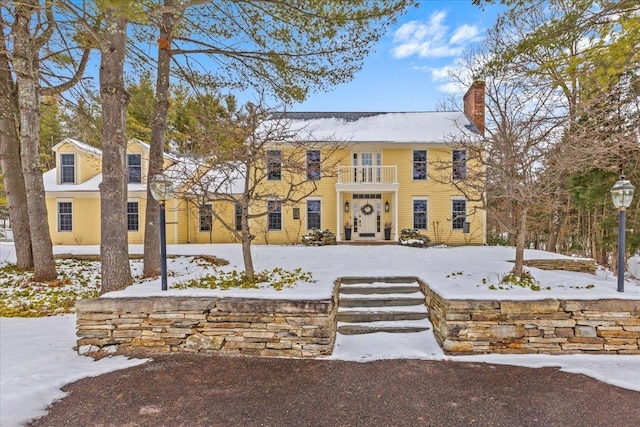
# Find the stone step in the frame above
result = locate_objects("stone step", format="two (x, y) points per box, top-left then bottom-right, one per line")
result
(340, 276), (419, 285)
(337, 324), (430, 335)
(339, 285), (421, 295)
(338, 297), (426, 308)
(337, 311), (429, 323)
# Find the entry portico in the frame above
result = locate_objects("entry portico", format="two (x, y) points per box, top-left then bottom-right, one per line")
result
(336, 162), (399, 242)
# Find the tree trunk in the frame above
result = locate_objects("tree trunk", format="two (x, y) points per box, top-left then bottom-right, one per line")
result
(240, 191), (255, 278)
(514, 207), (527, 278)
(143, 0), (175, 278)
(0, 26), (32, 269)
(13, 1), (57, 281)
(99, 9), (132, 293)
(546, 203), (559, 253)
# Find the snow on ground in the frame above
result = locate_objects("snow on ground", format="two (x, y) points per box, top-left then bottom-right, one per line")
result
(10, 242), (630, 300)
(1, 242), (639, 426)
(0, 316), (147, 427)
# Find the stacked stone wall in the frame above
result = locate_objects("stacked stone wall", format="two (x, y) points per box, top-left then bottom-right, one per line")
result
(76, 296), (337, 357)
(521, 259), (596, 274)
(422, 283), (640, 355)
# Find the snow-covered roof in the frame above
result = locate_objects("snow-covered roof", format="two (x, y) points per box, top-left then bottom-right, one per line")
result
(128, 138), (180, 162)
(267, 111), (479, 144)
(43, 169), (146, 193)
(164, 157), (245, 196)
(52, 138), (102, 156)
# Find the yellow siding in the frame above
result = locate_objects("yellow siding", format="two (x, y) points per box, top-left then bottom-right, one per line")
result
(54, 141), (101, 184)
(47, 196), (101, 245)
(45, 141), (485, 246)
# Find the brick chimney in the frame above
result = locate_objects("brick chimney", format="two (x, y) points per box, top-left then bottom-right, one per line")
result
(463, 81), (485, 136)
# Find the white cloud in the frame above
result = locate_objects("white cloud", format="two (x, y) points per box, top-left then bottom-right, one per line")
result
(450, 24), (483, 45)
(437, 81), (467, 94)
(391, 11), (483, 59)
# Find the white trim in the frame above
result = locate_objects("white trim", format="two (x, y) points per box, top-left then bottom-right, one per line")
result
(411, 196), (429, 231)
(306, 197), (322, 230)
(126, 153), (143, 184)
(58, 152), (77, 185)
(56, 199), (74, 233)
(306, 149), (321, 181)
(412, 149), (428, 181)
(451, 197), (467, 231)
(198, 202), (213, 232)
(266, 199), (282, 231)
(452, 149), (467, 181)
(126, 199), (140, 232)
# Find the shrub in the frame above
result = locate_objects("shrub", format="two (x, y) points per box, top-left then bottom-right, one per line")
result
(301, 229), (336, 246)
(399, 228), (431, 247)
(487, 233), (509, 246)
(173, 267), (313, 291)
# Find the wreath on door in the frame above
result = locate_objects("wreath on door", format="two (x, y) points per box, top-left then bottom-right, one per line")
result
(360, 203), (374, 216)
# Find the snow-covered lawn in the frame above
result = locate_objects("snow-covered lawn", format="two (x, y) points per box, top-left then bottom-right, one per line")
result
(1, 242), (639, 426)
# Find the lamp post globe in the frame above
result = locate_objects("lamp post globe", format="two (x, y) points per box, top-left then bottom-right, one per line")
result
(611, 175), (635, 292)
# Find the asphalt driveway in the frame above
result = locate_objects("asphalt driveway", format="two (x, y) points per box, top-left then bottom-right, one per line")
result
(27, 354), (640, 427)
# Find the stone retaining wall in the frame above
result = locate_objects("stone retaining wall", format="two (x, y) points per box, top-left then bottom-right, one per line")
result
(521, 258), (596, 274)
(76, 295), (337, 357)
(422, 283), (640, 355)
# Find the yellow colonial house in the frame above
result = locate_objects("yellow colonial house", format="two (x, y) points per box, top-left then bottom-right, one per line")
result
(44, 138), (179, 245)
(44, 82), (486, 246)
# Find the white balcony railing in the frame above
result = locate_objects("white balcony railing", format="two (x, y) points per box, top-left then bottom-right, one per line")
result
(337, 165), (397, 184)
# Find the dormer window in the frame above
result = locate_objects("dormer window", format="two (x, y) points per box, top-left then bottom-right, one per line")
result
(60, 154), (75, 184)
(127, 154), (142, 183)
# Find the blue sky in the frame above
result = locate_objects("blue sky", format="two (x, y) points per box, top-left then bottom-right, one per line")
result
(292, 1), (504, 112)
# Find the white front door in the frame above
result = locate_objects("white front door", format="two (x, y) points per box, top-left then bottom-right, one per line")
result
(355, 198), (379, 238)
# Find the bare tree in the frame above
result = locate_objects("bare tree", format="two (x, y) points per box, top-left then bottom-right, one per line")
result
(97, 5), (133, 293)
(169, 103), (347, 278)
(433, 72), (563, 277)
(0, 23), (32, 269)
(2, 0), (90, 280)
(138, 0), (414, 278)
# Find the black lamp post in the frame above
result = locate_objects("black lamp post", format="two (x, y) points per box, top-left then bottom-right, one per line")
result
(150, 174), (174, 291)
(610, 175), (635, 292)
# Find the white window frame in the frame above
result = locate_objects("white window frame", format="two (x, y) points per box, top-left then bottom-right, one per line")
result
(412, 197), (429, 230)
(306, 150), (321, 181)
(127, 200), (140, 232)
(127, 153), (142, 184)
(306, 197), (322, 230)
(199, 203), (213, 232)
(267, 150), (282, 181)
(412, 149), (428, 181)
(57, 199), (73, 232)
(267, 199), (282, 231)
(452, 149), (467, 180)
(59, 153), (76, 184)
(451, 197), (467, 231)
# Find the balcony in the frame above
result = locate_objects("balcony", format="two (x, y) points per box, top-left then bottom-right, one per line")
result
(337, 166), (398, 185)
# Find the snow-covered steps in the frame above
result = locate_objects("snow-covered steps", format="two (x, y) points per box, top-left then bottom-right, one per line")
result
(336, 277), (430, 335)
(338, 319), (431, 335)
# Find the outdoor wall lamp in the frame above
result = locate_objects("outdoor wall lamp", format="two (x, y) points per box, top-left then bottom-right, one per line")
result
(345, 201), (349, 212)
(385, 201), (389, 212)
(611, 175), (635, 292)
(150, 173), (174, 291)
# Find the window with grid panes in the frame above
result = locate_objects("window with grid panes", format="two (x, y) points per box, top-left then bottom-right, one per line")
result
(127, 202), (139, 231)
(452, 199), (466, 230)
(413, 199), (428, 229)
(58, 202), (72, 231)
(307, 200), (321, 230)
(267, 200), (282, 230)
(413, 150), (427, 180)
(60, 154), (75, 183)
